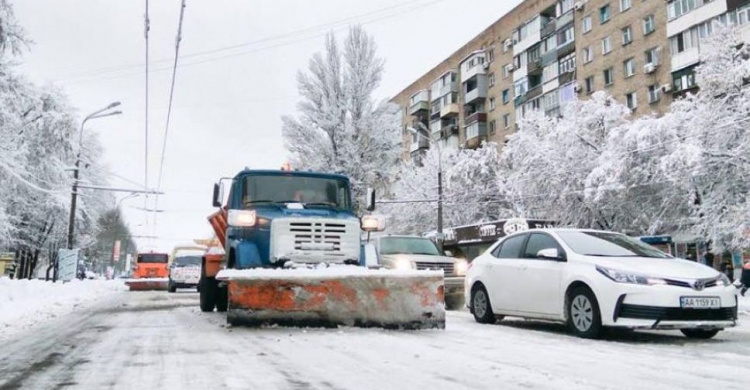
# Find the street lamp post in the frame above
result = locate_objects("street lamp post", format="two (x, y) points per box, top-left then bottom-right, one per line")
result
(407, 125), (443, 242)
(60, 102), (121, 281)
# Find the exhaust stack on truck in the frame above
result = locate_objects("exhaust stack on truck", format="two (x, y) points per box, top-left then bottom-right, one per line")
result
(200, 168), (445, 329)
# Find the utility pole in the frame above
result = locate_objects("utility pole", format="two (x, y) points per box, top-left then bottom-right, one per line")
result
(408, 125), (444, 247)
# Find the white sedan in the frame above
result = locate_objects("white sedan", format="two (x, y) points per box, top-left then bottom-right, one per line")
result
(465, 228), (738, 339)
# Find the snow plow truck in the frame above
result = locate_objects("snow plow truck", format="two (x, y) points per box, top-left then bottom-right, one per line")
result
(200, 168), (446, 329)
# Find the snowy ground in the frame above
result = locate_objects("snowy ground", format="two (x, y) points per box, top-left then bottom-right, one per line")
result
(0, 277), (126, 340)
(1, 290), (749, 389)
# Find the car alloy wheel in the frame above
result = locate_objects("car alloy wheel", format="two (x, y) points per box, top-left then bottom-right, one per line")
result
(471, 285), (497, 324)
(571, 295), (593, 332)
(474, 290), (488, 318)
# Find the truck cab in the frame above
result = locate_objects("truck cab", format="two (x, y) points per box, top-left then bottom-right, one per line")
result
(215, 169), (364, 270)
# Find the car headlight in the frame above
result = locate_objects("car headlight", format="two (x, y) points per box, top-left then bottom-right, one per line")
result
(228, 210), (256, 227)
(596, 266), (667, 286)
(455, 259), (468, 276)
(394, 256), (413, 271)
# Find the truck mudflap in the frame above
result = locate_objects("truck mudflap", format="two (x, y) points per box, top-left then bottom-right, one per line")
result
(125, 278), (169, 291)
(218, 268), (446, 330)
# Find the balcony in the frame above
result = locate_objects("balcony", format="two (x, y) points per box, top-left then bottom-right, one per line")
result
(440, 103), (459, 118)
(557, 40), (575, 58)
(408, 90), (430, 116)
(541, 49), (558, 66)
(409, 135), (429, 153)
(464, 112), (487, 126)
(528, 58), (542, 75)
(514, 94), (526, 108)
(559, 71), (575, 85)
(464, 122), (487, 149)
(432, 77), (459, 98)
(430, 102), (441, 119)
(526, 84), (542, 100)
(439, 124), (459, 140)
(557, 11), (573, 29)
(541, 19), (556, 38)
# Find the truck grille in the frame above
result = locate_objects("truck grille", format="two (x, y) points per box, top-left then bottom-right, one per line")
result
(415, 261), (454, 276)
(289, 221), (346, 252)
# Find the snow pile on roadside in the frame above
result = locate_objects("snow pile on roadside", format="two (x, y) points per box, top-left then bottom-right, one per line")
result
(0, 277), (126, 338)
(217, 265), (443, 280)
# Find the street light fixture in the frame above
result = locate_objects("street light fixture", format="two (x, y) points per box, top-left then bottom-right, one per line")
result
(62, 102), (123, 282)
(407, 125), (444, 243)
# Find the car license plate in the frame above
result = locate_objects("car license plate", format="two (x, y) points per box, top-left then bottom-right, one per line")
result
(680, 297), (720, 309)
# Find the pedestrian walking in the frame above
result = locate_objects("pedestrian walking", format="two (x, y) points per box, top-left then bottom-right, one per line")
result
(741, 259), (750, 297)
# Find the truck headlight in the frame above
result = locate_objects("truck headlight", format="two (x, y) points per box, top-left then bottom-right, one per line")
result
(455, 259), (468, 276)
(394, 256), (413, 271)
(228, 210), (256, 227)
(596, 266), (667, 286)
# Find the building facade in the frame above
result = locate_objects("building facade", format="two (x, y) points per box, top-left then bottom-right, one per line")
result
(392, 0), (749, 162)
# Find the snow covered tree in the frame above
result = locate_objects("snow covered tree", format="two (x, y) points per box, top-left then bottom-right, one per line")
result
(658, 24), (750, 250)
(282, 26), (401, 213)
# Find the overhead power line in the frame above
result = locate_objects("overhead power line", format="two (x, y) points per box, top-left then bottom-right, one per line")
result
(56, 0), (448, 86)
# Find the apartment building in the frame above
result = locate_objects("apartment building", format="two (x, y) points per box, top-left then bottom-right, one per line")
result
(667, 0), (750, 95)
(392, 0), (678, 162)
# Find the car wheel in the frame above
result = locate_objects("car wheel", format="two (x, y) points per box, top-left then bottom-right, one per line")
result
(167, 280), (176, 293)
(681, 329), (720, 339)
(471, 285), (496, 324)
(567, 287), (603, 339)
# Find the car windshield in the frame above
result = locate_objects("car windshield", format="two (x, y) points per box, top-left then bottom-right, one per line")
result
(137, 253), (169, 263)
(380, 237), (441, 256)
(556, 231), (670, 258)
(243, 174), (350, 210)
(173, 256), (201, 267)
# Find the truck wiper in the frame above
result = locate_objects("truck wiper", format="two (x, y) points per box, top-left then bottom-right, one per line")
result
(243, 200), (283, 208)
(304, 202), (338, 208)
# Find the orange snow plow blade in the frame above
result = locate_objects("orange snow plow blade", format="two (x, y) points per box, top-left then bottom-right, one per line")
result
(125, 278), (169, 291)
(219, 270), (445, 330)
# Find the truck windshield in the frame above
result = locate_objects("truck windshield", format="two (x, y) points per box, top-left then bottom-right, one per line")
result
(380, 237), (441, 256)
(137, 254), (168, 263)
(242, 175), (350, 210)
(173, 256), (201, 267)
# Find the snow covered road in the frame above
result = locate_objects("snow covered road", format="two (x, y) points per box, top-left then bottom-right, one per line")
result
(1, 290), (749, 390)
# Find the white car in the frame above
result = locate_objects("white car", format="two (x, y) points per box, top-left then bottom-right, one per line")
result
(465, 228), (738, 339)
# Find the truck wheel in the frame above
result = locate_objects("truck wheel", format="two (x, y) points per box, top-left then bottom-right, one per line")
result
(199, 276), (217, 312)
(445, 295), (465, 311)
(216, 285), (228, 312)
(168, 280), (176, 293)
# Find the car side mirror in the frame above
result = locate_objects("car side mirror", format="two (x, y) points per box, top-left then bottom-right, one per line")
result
(365, 187), (376, 211)
(444, 250), (454, 257)
(212, 182), (223, 207)
(537, 248), (564, 261)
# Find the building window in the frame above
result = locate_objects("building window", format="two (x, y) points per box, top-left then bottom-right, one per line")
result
(643, 15), (655, 35)
(560, 0), (574, 14)
(623, 58), (635, 77)
(515, 78), (529, 97)
(626, 92), (637, 110)
(489, 72), (496, 86)
(489, 97), (496, 111)
(582, 15), (592, 33)
(620, 0), (631, 12)
(648, 85), (660, 103)
(585, 76), (595, 93)
(503, 114), (511, 129)
(668, 0), (707, 21)
(673, 67), (697, 91)
(622, 26), (632, 45)
(543, 61), (559, 83)
(487, 48), (495, 62)
(670, 27), (699, 54)
(503, 64), (512, 78)
(604, 68), (614, 86)
(559, 53), (576, 73)
(600, 4), (611, 24)
(557, 24), (575, 46)
(502, 89), (510, 104)
(645, 47), (660, 66)
(489, 120), (496, 135)
(602, 36), (612, 55)
(583, 46), (594, 63)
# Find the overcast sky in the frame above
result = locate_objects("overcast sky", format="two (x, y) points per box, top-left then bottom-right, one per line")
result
(14, 0), (522, 252)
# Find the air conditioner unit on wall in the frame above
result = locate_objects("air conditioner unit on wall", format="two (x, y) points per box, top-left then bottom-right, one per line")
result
(575, 1), (585, 11)
(508, 64), (516, 71)
(644, 63), (657, 73)
(661, 83), (672, 93)
(574, 84), (582, 93)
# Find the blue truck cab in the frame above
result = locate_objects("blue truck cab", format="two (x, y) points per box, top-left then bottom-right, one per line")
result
(214, 169), (373, 270)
